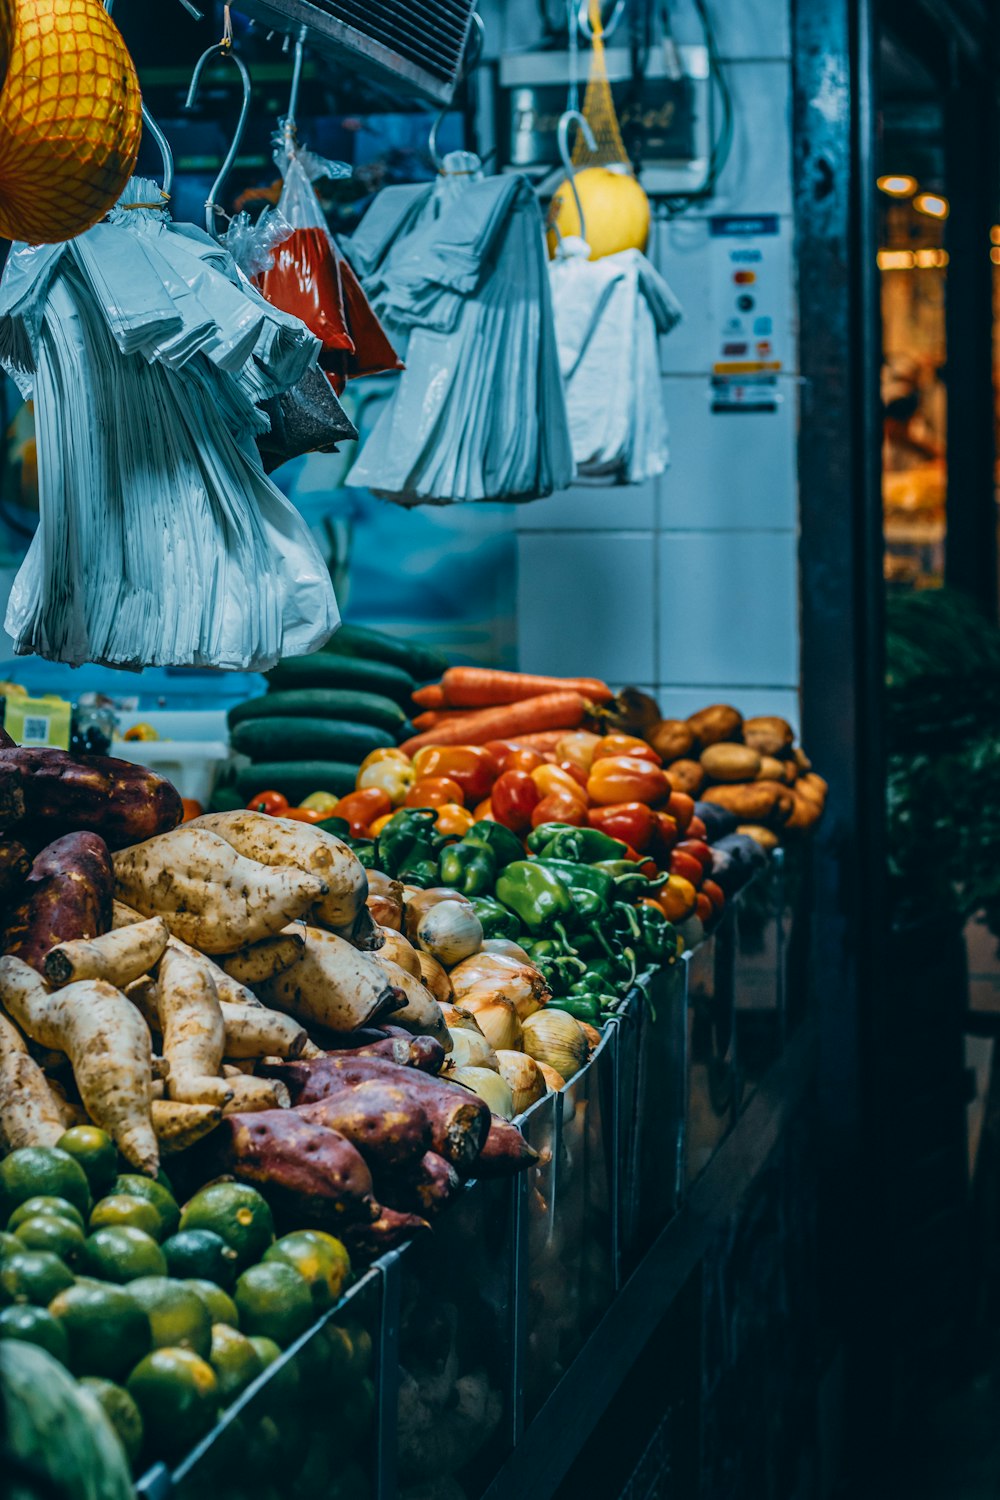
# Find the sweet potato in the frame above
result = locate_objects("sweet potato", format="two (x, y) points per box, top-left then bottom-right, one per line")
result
(220, 933), (305, 986)
(4, 832), (113, 974)
(43, 916), (169, 989)
(223, 1076), (290, 1113)
(646, 719), (695, 763)
(298, 1082), (432, 1171)
(685, 704), (743, 748)
(259, 927), (401, 1033)
(742, 716), (794, 757)
(156, 944), (230, 1108)
(191, 811), (368, 931)
(376, 1151), (461, 1218)
(375, 960), (450, 1047)
(474, 1115), (539, 1176)
(151, 1099), (223, 1153)
(326, 1035), (446, 1073)
(220, 1002), (308, 1061)
(114, 828), (327, 955)
(0, 957), (158, 1174)
(343, 1204), (430, 1258)
(209, 1109), (378, 1226)
(331, 904), (384, 952)
(0, 1009), (66, 1150)
(0, 839), (30, 908)
(0, 768), (25, 830)
(0, 749), (182, 848)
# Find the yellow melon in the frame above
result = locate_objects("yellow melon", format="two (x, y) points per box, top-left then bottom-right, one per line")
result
(549, 165), (651, 262)
(0, 0), (141, 245)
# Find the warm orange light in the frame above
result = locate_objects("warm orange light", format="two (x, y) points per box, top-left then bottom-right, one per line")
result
(913, 192), (949, 219)
(991, 248), (1000, 266)
(877, 248), (949, 271)
(877, 174), (918, 197)
(991, 226), (1000, 245)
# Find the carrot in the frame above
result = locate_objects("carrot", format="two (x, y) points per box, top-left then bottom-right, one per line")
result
(400, 693), (587, 757)
(411, 709), (477, 732)
(438, 668), (612, 708)
(412, 684), (446, 709)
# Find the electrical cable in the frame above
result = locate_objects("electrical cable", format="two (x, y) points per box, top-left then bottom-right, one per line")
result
(660, 0), (734, 216)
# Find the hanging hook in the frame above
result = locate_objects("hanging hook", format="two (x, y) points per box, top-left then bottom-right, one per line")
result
(577, 0), (626, 40)
(185, 41), (252, 236)
(429, 11), (485, 172)
(557, 108), (596, 243)
(103, 0), (174, 195)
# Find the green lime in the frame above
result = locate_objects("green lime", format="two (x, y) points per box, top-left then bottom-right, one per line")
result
(250, 1334), (300, 1407)
(57, 1127), (118, 1197)
(0, 1250), (73, 1306)
(0, 1232), (20, 1259)
(48, 1281), (151, 1379)
(126, 1276), (211, 1357)
(234, 1263), (313, 1348)
(185, 1279), (239, 1328)
(0, 1304), (70, 1363)
(79, 1377), (144, 1468)
(209, 1323), (264, 1403)
(263, 1231), (351, 1310)
(7, 1196), (85, 1233)
(0, 1149), (91, 1219)
(113, 1175), (180, 1240)
(127, 1348), (219, 1460)
(13, 1215), (85, 1264)
(248, 1334), (282, 1370)
(162, 1229), (237, 1287)
(80, 1226), (167, 1284)
(90, 1195), (163, 1240)
(180, 1184), (274, 1273)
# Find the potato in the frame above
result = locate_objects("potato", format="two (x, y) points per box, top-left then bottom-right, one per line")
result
(742, 716), (794, 756)
(686, 704), (743, 748)
(797, 772), (829, 806)
(736, 824), (780, 851)
(665, 759), (705, 796)
(646, 719), (695, 763)
(757, 755), (794, 784)
(784, 790), (824, 831)
(701, 780), (795, 827)
(700, 744), (761, 784)
(793, 746), (813, 773)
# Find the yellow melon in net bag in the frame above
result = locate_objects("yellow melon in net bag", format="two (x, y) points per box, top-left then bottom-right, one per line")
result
(0, 0), (141, 245)
(550, 166), (651, 261)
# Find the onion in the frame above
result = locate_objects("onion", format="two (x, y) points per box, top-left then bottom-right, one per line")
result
(367, 894), (402, 931)
(416, 950), (453, 1004)
(377, 928), (422, 977)
(440, 1002), (484, 1033)
(450, 956), (547, 1020)
(458, 991), (522, 1052)
(367, 871), (404, 899)
(495, 1050), (546, 1115)
(578, 1021), (603, 1050)
(403, 887), (472, 941)
(448, 1028), (498, 1072)
(452, 1066), (515, 1120)
(521, 1010), (589, 1081)
(536, 1060), (566, 1093)
(481, 938), (534, 964)
(416, 901), (484, 968)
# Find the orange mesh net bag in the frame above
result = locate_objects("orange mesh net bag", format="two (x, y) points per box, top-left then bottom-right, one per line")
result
(573, 0), (630, 169)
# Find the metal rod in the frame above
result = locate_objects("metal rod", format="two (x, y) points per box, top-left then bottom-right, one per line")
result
(185, 43), (253, 236)
(557, 108), (596, 241)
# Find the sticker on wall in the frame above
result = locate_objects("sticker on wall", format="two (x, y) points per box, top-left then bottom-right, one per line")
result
(709, 214), (787, 382)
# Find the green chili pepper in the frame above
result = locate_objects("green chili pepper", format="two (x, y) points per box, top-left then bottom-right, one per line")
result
(592, 859), (668, 899)
(401, 858), (442, 888)
(376, 809), (446, 880)
(532, 859), (616, 905)
(344, 838), (377, 869)
(533, 826), (630, 864)
(609, 901), (643, 944)
(636, 904), (679, 964)
(495, 861), (575, 935)
(548, 995), (603, 1025)
(438, 840), (496, 898)
(470, 896), (521, 941)
(463, 821), (525, 869)
(526, 823), (586, 854)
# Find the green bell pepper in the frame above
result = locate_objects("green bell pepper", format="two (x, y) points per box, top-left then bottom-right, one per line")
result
(495, 861), (575, 934)
(532, 859), (616, 905)
(548, 994), (604, 1025)
(532, 826), (630, 864)
(376, 809), (445, 881)
(593, 859), (668, 899)
(316, 816), (352, 839)
(636, 904), (679, 964)
(402, 859), (443, 888)
(526, 822), (586, 854)
(470, 896), (521, 941)
(463, 821), (525, 869)
(439, 840), (496, 897)
(346, 838), (377, 869)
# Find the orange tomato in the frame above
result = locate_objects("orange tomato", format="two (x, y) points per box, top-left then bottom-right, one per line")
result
(531, 764), (587, 802)
(405, 776), (465, 809)
(658, 874), (698, 923)
(369, 811), (395, 839)
(411, 745), (499, 802)
(435, 803), (475, 837)
(181, 798), (204, 823)
(587, 756), (670, 808)
(473, 798), (496, 821)
(555, 730), (602, 773)
(334, 788), (392, 837)
(695, 893), (714, 925)
(592, 733), (662, 766)
(530, 789), (588, 829)
(282, 806), (325, 823)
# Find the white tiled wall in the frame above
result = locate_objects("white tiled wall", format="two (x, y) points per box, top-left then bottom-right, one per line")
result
(512, 0), (800, 727)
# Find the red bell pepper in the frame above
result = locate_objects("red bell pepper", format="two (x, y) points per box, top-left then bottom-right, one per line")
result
(530, 790), (589, 828)
(588, 802), (656, 852)
(670, 850), (705, 888)
(492, 770), (541, 833)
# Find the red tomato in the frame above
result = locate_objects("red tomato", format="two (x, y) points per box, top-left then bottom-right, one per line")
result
(492, 770), (541, 833)
(695, 893), (714, 925)
(670, 850), (705, 887)
(650, 812), (680, 861)
(666, 793), (695, 833)
(246, 790), (288, 816)
(556, 760), (589, 790)
(587, 802), (656, 852)
(676, 839), (713, 872)
(411, 745), (499, 802)
(587, 756), (670, 808)
(591, 733), (662, 766)
(687, 815), (708, 841)
(501, 748), (547, 774)
(530, 790), (589, 829)
(404, 776), (465, 809)
(701, 878), (726, 914)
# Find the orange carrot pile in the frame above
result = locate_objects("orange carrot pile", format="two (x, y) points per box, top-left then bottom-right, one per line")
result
(400, 691), (587, 756)
(435, 667), (612, 708)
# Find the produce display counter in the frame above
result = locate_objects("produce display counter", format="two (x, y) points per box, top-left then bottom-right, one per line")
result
(131, 864), (803, 1500)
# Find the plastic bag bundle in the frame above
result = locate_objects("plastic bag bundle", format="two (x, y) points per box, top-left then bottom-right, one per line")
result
(345, 160), (575, 505)
(259, 131), (402, 394)
(0, 177), (339, 672)
(548, 237), (682, 484)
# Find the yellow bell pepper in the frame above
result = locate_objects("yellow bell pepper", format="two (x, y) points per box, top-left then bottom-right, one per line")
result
(357, 758), (416, 806)
(299, 791), (341, 814)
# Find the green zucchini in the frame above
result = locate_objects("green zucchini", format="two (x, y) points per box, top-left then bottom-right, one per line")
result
(321, 623), (448, 684)
(231, 717), (394, 764)
(266, 653), (415, 705)
(228, 688), (406, 734)
(233, 761), (360, 802)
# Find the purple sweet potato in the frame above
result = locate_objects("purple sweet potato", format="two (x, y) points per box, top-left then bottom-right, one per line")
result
(472, 1115), (539, 1177)
(208, 1110), (378, 1226)
(297, 1082), (431, 1171)
(0, 840), (30, 910)
(3, 832), (113, 972)
(377, 1150), (461, 1218)
(0, 749), (182, 850)
(342, 1203), (430, 1259)
(324, 1034), (446, 1074)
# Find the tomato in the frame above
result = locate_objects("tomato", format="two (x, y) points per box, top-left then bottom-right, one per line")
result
(670, 850), (704, 887)
(586, 756), (670, 808)
(658, 874), (698, 923)
(676, 839), (713, 873)
(473, 798), (496, 821)
(532, 764), (587, 802)
(587, 802), (656, 852)
(412, 746), (499, 802)
(650, 812), (679, 860)
(283, 806), (326, 823)
(405, 776), (465, 809)
(246, 790), (288, 816)
(357, 758), (415, 806)
(181, 798), (203, 823)
(299, 791), (340, 814)
(695, 893), (714, 925)
(555, 731), (603, 773)
(591, 733), (661, 766)
(701, 879), (726, 914)
(687, 815), (708, 841)
(666, 793), (695, 833)
(492, 770), (541, 834)
(369, 812), (394, 839)
(556, 760), (589, 790)
(500, 748), (547, 775)
(435, 803), (475, 837)
(333, 788), (392, 839)
(358, 748), (410, 772)
(530, 790), (588, 829)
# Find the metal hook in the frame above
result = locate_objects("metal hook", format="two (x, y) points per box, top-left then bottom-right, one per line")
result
(428, 11), (486, 172)
(557, 108), (596, 242)
(185, 43), (253, 237)
(577, 0), (626, 40)
(103, 0), (175, 195)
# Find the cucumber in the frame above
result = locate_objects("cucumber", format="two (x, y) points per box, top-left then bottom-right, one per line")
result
(231, 717), (394, 764)
(266, 653), (416, 705)
(228, 689), (406, 735)
(233, 761), (360, 802)
(321, 623), (448, 684)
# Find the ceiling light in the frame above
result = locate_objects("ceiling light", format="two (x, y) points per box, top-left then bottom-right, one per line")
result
(914, 192), (949, 218)
(877, 174), (918, 197)
(878, 250), (915, 270)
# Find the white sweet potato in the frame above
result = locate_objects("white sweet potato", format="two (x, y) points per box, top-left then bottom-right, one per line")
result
(375, 960), (451, 1050)
(0, 957), (158, 1174)
(156, 944), (231, 1108)
(220, 1002), (308, 1061)
(151, 1099), (223, 1152)
(220, 933), (305, 986)
(0, 1009), (67, 1150)
(43, 916), (170, 990)
(113, 827), (327, 954)
(222, 1076), (290, 1113)
(259, 927), (401, 1034)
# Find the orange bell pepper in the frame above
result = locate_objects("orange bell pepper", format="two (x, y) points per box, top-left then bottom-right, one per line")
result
(658, 874), (698, 923)
(530, 789), (588, 829)
(531, 764), (587, 802)
(334, 788), (392, 837)
(587, 802), (656, 852)
(411, 745), (499, 803)
(405, 776), (465, 809)
(435, 803), (475, 837)
(701, 878), (726, 915)
(499, 748), (547, 774)
(586, 756), (670, 808)
(695, 893), (714, 925)
(591, 733), (662, 766)
(555, 730), (602, 773)
(181, 798), (204, 823)
(556, 759), (589, 789)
